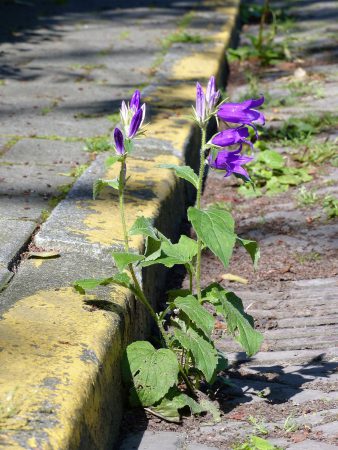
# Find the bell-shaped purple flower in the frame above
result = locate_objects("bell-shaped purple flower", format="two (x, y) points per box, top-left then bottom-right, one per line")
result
(211, 126), (253, 151)
(206, 76), (220, 110)
(209, 148), (253, 180)
(217, 96), (265, 130)
(130, 89), (141, 112)
(194, 76), (220, 125)
(196, 82), (206, 123)
(114, 127), (125, 155)
(128, 107), (143, 138)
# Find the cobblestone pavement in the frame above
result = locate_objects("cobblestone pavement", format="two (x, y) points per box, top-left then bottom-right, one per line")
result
(0, 0), (210, 288)
(118, 0), (338, 449)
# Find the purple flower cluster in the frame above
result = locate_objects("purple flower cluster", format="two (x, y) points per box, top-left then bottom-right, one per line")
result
(197, 76), (265, 180)
(113, 90), (146, 155)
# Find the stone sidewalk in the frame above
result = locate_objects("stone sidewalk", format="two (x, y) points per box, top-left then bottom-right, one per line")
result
(118, 0), (338, 449)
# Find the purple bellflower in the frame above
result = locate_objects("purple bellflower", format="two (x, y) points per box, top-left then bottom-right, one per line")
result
(114, 127), (125, 155)
(209, 148), (253, 180)
(217, 96), (265, 134)
(120, 89), (146, 139)
(194, 76), (220, 125)
(196, 82), (206, 123)
(206, 76), (220, 110)
(211, 126), (253, 151)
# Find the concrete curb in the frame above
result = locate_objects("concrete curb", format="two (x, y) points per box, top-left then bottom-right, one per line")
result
(0, 2), (240, 448)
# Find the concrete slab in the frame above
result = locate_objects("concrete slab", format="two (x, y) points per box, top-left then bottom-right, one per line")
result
(0, 266), (13, 291)
(1, 138), (89, 166)
(0, 218), (37, 267)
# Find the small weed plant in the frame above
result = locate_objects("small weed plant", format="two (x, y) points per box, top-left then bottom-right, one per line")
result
(323, 195), (338, 219)
(229, 0), (291, 66)
(234, 435), (281, 450)
(74, 80), (265, 420)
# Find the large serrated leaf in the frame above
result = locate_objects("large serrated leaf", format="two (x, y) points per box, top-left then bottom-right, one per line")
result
(174, 327), (218, 383)
(122, 341), (179, 407)
(209, 289), (263, 357)
(237, 237), (260, 269)
(112, 251), (144, 271)
(188, 206), (236, 268)
(150, 388), (205, 422)
(158, 164), (199, 189)
(173, 295), (215, 337)
(162, 236), (198, 261)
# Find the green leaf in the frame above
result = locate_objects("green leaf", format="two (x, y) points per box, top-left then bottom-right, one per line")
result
(105, 155), (122, 168)
(237, 237), (260, 269)
(110, 272), (133, 289)
(258, 150), (284, 169)
(128, 216), (159, 240)
(141, 236), (198, 268)
(112, 251), (144, 271)
(250, 435), (279, 450)
(173, 295), (215, 337)
(73, 277), (114, 294)
(162, 236), (198, 261)
(199, 399), (221, 423)
(174, 328), (218, 383)
(144, 236), (162, 260)
(158, 164), (199, 189)
(188, 206), (236, 268)
(207, 288), (263, 357)
(277, 174), (301, 185)
(150, 388), (205, 422)
(73, 272), (132, 294)
(122, 341), (179, 407)
(93, 178), (119, 199)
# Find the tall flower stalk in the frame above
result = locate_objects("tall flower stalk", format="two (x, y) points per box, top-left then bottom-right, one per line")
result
(74, 78), (266, 421)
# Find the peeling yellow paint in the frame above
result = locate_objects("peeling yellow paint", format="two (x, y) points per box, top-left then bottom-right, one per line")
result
(32, 259), (44, 268)
(72, 154), (179, 247)
(171, 51), (221, 82)
(0, 286), (131, 449)
(147, 113), (192, 150)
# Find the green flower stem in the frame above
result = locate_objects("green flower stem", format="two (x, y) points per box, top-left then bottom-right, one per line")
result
(186, 264), (193, 294)
(257, 0), (270, 51)
(118, 160), (168, 348)
(195, 126), (207, 302)
(179, 364), (196, 396)
(119, 161), (129, 252)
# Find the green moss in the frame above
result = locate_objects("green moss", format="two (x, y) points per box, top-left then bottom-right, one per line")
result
(84, 136), (112, 153)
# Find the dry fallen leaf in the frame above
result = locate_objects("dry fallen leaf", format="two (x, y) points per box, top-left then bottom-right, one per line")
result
(221, 273), (248, 284)
(28, 251), (60, 259)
